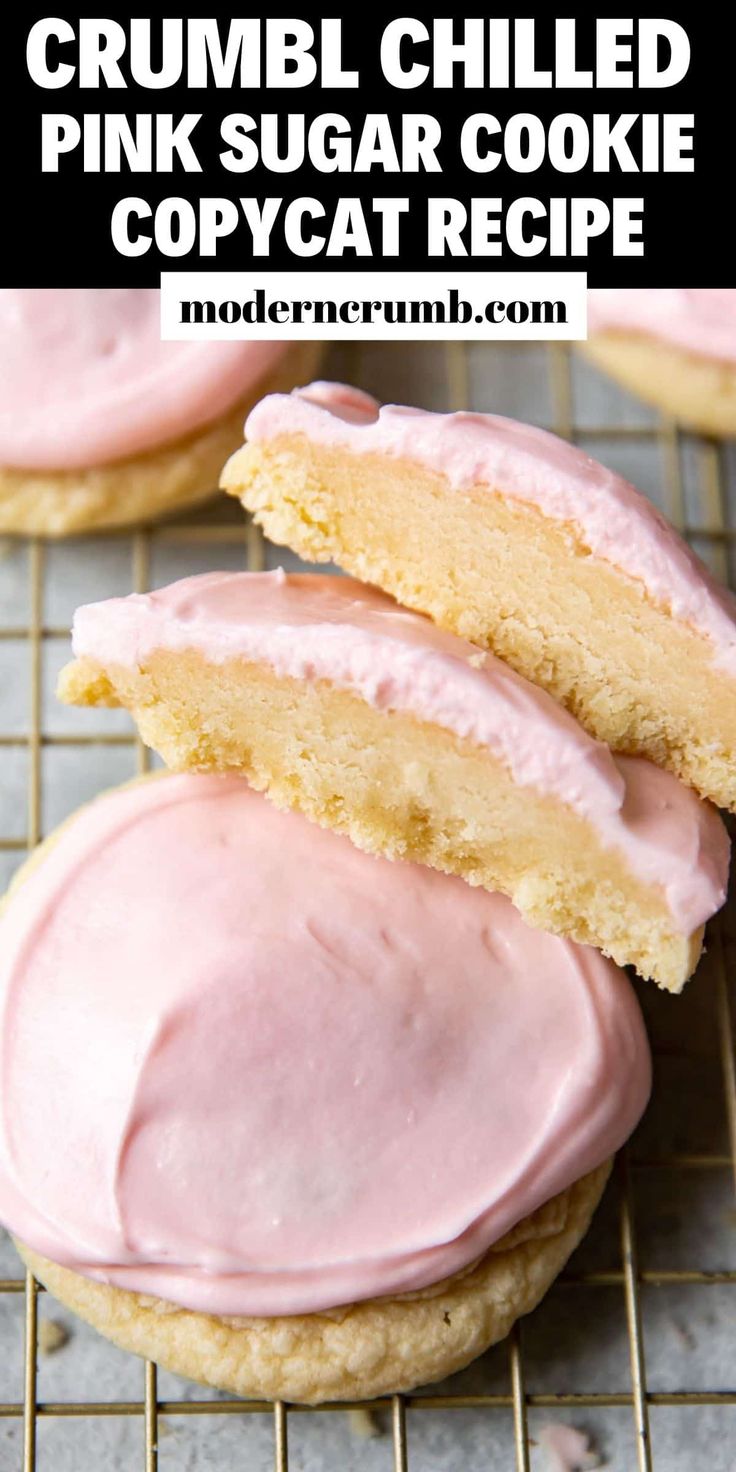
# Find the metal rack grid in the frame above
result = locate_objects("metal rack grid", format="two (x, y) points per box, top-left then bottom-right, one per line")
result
(0, 341), (734, 1472)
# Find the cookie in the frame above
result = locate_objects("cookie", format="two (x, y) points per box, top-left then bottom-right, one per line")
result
(0, 774), (649, 1400)
(59, 572), (729, 991)
(0, 289), (320, 534)
(222, 380), (736, 811)
(583, 289), (736, 437)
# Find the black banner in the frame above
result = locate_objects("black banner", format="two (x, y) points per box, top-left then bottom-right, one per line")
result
(1, 11), (725, 285)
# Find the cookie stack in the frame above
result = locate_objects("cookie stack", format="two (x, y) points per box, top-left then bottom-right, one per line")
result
(0, 382), (731, 1404)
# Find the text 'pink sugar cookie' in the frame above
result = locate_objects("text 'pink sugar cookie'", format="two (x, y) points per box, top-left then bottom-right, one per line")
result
(220, 380), (736, 811)
(0, 772), (649, 1402)
(58, 571), (729, 991)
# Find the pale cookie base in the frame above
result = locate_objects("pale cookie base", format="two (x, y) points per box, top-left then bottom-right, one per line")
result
(15, 1164), (609, 1404)
(59, 651), (703, 989)
(0, 342), (321, 537)
(221, 435), (736, 812)
(580, 332), (736, 438)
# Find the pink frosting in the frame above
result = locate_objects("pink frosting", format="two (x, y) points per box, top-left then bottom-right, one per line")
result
(0, 289), (286, 469)
(244, 381), (736, 677)
(70, 571), (729, 936)
(588, 289), (736, 366)
(0, 773), (650, 1317)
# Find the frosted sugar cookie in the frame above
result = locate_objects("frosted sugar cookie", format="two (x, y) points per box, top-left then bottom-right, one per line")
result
(0, 289), (319, 534)
(58, 572), (729, 990)
(584, 289), (736, 437)
(222, 381), (736, 811)
(0, 773), (649, 1401)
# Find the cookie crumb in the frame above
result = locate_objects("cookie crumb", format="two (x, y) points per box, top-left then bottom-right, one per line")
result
(347, 1407), (382, 1438)
(38, 1318), (70, 1356)
(538, 1422), (601, 1471)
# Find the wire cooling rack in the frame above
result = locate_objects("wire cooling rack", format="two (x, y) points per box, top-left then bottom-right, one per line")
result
(0, 342), (734, 1472)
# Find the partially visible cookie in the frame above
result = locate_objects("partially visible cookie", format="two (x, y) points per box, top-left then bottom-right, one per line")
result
(583, 289), (736, 437)
(0, 289), (320, 534)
